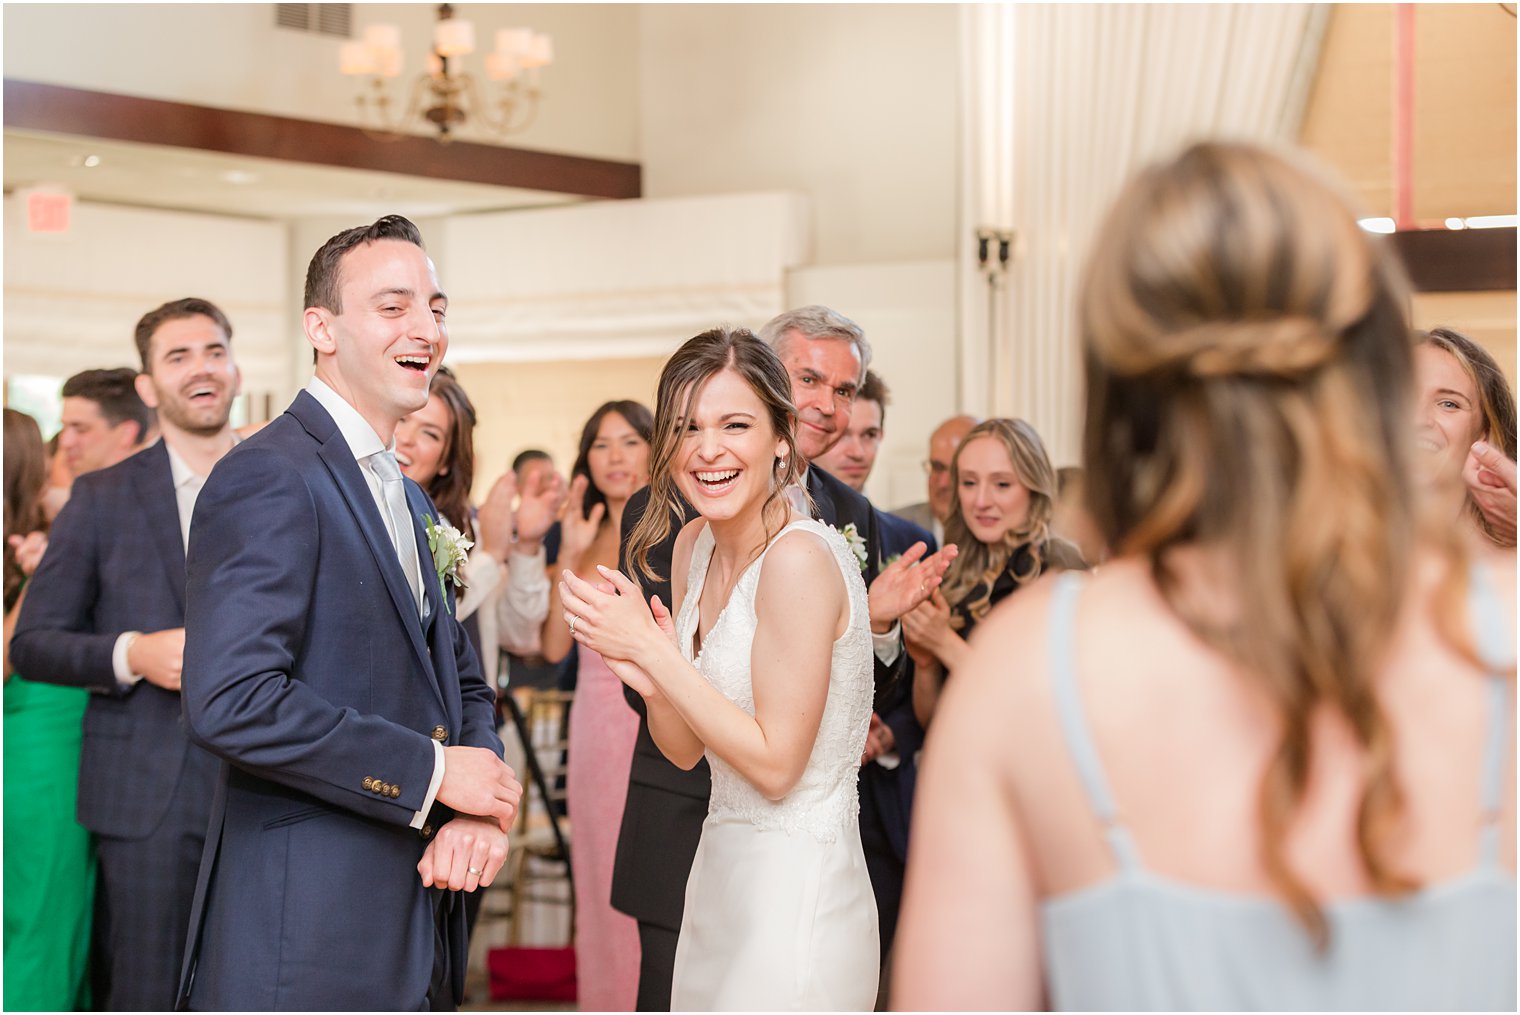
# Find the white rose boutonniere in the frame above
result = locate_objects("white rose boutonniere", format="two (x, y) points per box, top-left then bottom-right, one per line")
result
(837, 522), (869, 572)
(424, 515), (473, 611)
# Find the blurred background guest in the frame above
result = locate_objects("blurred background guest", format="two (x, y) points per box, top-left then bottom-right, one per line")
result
(56, 367), (153, 495)
(894, 414), (979, 547)
(395, 368), (562, 687)
(3, 407), (94, 1011)
(896, 142), (1516, 1011)
(1413, 328), (1517, 551)
(541, 400), (653, 1012)
(903, 418), (1084, 730)
(40, 433), (71, 522)
(498, 447), (569, 689)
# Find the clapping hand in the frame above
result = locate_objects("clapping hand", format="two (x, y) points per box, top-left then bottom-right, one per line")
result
(559, 565), (664, 665)
(860, 711), (896, 765)
(515, 468), (567, 550)
(902, 589), (953, 666)
(556, 475), (605, 570)
(474, 472), (517, 562)
(867, 541), (959, 633)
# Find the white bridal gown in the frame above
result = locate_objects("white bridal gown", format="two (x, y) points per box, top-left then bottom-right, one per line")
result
(670, 519), (879, 1011)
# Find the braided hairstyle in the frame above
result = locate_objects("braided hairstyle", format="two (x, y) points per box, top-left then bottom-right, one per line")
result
(1078, 142), (1428, 946)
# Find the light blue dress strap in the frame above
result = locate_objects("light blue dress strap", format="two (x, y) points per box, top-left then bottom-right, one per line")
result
(1047, 570), (1144, 874)
(1469, 560), (1515, 868)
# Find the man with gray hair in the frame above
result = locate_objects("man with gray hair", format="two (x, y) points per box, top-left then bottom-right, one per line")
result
(610, 304), (955, 1009)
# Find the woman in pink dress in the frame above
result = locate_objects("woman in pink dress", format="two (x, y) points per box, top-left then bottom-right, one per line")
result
(542, 401), (653, 1011)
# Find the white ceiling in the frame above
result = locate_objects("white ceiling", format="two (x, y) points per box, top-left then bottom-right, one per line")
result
(3, 128), (587, 222)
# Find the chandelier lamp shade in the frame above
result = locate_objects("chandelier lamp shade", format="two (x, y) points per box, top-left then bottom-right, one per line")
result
(338, 3), (553, 141)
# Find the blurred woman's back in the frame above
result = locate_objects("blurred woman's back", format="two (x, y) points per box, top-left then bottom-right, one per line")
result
(894, 142), (1515, 1011)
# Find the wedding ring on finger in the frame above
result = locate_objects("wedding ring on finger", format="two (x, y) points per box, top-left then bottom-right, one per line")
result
(467, 866), (484, 877)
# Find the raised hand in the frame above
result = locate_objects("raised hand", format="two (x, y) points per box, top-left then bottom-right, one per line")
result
(556, 474), (605, 570)
(7, 531), (48, 576)
(603, 653), (659, 699)
(867, 541), (959, 633)
(515, 468), (567, 550)
(127, 627), (186, 691)
(474, 472), (518, 562)
(418, 814), (510, 893)
(436, 746), (523, 833)
(1464, 440), (1517, 547)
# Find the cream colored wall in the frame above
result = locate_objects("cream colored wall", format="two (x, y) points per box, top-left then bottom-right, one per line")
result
(1412, 291), (1518, 390)
(455, 357), (666, 502)
(1300, 4), (1517, 219)
(638, 4), (959, 267)
(2, 3), (641, 160)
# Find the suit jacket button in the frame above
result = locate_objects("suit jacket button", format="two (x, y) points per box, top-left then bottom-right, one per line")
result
(431, 725), (448, 742)
(421, 823), (433, 838)
(390, 785), (401, 798)
(378, 782), (390, 795)
(363, 777), (374, 791)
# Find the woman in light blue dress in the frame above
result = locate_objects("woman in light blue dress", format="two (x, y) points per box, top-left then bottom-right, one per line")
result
(896, 142), (1516, 1011)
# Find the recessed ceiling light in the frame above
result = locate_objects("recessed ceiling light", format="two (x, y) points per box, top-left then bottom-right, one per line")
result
(82, 155), (101, 168)
(220, 169), (260, 185)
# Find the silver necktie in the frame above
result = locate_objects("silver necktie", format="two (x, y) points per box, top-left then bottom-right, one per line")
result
(370, 449), (424, 617)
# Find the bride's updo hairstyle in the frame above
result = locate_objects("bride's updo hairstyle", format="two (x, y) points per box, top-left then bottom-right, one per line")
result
(1078, 142), (1433, 945)
(627, 327), (805, 584)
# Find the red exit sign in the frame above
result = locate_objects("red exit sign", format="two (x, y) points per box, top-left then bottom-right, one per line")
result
(26, 190), (72, 233)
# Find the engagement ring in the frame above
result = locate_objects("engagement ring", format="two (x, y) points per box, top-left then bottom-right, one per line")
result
(569, 614), (578, 635)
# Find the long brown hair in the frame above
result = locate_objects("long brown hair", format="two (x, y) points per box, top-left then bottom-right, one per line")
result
(570, 400), (655, 525)
(4, 409), (48, 611)
(1078, 142), (1430, 945)
(627, 328), (805, 584)
(940, 418), (1059, 626)
(421, 367), (478, 544)
(1419, 327), (1517, 544)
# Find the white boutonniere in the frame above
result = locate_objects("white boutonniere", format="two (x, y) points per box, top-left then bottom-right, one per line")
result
(837, 522), (869, 572)
(423, 515), (473, 610)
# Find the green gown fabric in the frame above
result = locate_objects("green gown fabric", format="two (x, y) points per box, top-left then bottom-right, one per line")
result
(4, 673), (94, 1011)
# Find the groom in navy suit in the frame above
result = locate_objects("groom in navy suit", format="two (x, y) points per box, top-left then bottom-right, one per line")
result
(179, 216), (520, 1010)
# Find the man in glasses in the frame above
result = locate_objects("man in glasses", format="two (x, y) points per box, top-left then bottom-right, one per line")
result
(893, 414), (980, 547)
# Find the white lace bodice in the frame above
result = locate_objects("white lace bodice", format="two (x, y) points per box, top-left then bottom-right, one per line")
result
(675, 518), (874, 843)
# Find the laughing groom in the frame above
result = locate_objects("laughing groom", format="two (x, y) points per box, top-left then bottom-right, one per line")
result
(178, 215), (520, 1010)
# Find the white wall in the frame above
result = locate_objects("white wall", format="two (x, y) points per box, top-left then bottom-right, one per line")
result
(638, 4), (960, 267)
(4, 196), (290, 407)
(3, 3), (641, 161)
(786, 260), (957, 510)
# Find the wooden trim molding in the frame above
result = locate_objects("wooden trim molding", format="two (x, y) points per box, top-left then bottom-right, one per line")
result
(3, 78), (641, 200)
(1389, 227), (1516, 293)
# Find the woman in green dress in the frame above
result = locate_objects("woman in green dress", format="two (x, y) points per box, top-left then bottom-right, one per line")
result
(4, 407), (94, 1011)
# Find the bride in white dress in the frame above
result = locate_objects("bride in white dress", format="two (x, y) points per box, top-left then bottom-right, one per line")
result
(559, 327), (879, 1011)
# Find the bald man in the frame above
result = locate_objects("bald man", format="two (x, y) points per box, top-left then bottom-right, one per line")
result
(893, 414), (979, 546)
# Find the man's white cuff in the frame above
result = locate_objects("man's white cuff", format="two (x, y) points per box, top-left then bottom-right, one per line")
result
(112, 631), (145, 688)
(871, 622), (902, 665)
(411, 739), (446, 830)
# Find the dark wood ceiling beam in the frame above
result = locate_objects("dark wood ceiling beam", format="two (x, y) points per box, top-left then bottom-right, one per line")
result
(1389, 226), (1515, 292)
(3, 78), (641, 200)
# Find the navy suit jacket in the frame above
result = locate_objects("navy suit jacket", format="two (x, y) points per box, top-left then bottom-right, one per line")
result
(10, 440), (207, 840)
(862, 507), (935, 860)
(177, 391), (500, 1011)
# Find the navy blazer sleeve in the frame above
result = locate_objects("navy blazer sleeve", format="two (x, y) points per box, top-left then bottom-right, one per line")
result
(11, 477), (124, 694)
(182, 446), (441, 827)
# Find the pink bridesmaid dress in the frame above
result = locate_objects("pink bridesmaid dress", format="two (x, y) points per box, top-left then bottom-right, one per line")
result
(566, 647), (642, 1011)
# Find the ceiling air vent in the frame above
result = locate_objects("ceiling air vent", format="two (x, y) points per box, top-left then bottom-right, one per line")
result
(275, 3), (352, 38)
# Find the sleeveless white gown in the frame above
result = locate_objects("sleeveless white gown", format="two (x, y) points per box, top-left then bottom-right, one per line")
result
(669, 519), (879, 1011)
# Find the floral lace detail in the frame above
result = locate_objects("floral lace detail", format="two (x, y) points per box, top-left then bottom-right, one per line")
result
(675, 519), (874, 844)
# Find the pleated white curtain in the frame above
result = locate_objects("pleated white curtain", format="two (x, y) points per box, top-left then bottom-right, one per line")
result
(958, 3), (1329, 464)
